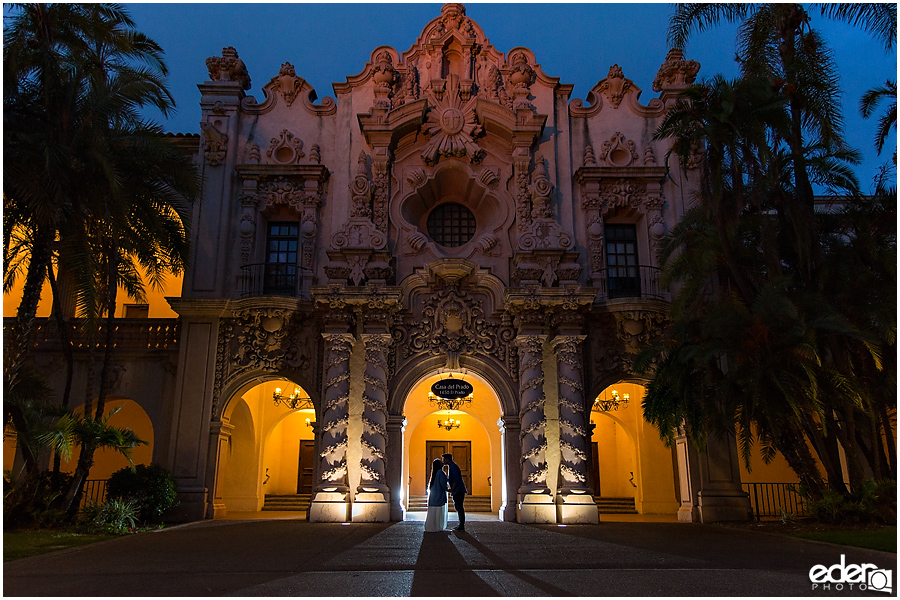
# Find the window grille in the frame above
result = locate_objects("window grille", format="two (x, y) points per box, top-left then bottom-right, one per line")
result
(427, 203), (476, 248)
(265, 222), (298, 294)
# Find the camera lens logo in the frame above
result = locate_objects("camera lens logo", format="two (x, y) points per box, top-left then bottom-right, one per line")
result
(809, 555), (893, 593)
(868, 569), (893, 593)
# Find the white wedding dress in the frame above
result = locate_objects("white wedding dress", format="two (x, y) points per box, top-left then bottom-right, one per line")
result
(424, 470), (449, 532)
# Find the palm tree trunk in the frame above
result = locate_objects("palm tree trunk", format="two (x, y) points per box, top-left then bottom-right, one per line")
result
(776, 420), (827, 499)
(877, 402), (896, 478)
(46, 262), (76, 485)
(64, 242), (119, 518)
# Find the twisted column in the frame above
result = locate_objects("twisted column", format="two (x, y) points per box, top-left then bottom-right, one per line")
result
(515, 334), (549, 493)
(358, 334), (391, 492)
(551, 335), (591, 493)
(316, 333), (354, 492)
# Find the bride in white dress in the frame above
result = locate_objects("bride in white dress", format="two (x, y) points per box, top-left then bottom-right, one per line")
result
(424, 458), (449, 532)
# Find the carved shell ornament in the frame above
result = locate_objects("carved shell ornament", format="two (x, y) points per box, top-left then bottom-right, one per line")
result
(266, 129), (304, 164)
(421, 79), (484, 164)
(598, 64), (632, 109)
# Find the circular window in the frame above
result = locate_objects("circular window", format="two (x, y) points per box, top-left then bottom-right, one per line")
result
(427, 203), (476, 248)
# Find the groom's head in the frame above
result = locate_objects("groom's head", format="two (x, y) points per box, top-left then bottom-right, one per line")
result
(441, 453), (453, 465)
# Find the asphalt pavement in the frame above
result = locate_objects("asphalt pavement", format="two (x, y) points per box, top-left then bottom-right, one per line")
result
(4, 515), (896, 596)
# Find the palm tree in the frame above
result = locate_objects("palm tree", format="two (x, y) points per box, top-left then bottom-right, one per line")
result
(4, 4), (198, 516)
(859, 80), (897, 160)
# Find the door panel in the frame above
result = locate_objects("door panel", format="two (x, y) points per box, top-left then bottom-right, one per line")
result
(297, 440), (315, 494)
(425, 441), (471, 493)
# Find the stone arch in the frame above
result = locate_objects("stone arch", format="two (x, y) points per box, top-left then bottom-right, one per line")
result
(209, 369), (318, 518)
(216, 368), (319, 423)
(62, 397), (154, 481)
(390, 352), (517, 418)
(396, 362), (508, 516)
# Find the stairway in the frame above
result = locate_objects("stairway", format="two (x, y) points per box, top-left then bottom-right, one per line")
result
(407, 495), (493, 512)
(595, 496), (637, 514)
(262, 493), (311, 512)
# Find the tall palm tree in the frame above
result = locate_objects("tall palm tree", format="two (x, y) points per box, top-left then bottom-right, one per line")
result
(4, 4), (198, 515)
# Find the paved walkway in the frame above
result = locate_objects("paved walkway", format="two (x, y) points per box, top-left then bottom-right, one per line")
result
(4, 517), (896, 596)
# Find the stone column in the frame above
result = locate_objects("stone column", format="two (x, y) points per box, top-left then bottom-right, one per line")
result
(386, 415), (407, 522)
(674, 427), (700, 523)
(551, 330), (598, 523)
(514, 309), (555, 523)
(353, 332), (392, 522)
(696, 431), (752, 523)
(498, 415), (521, 522)
(309, 330), (354, 522)
(206, 420), (233, 520)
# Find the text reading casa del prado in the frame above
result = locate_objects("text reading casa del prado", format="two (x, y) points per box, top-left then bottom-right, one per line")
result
(96, 4), (758, 524)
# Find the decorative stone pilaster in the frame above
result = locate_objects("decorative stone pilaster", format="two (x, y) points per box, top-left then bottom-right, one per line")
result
(309, 328), (353, 522)
(386, 415), (407, 521)
(551, 325), (598, 523)
(514, 310), (555, 523)
(498, 415), (521, 522)
(352, 332), (392, 522)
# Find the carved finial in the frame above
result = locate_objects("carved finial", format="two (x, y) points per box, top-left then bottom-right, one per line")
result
(584, 145), (597, 167)
(357, 150), (368, 172)
(205, 47), (251, 90)
(653, 48), (700, 92)
(598, 64), (631, 109)
(350, 152), (372, 218)
(310, 144), (321, 164)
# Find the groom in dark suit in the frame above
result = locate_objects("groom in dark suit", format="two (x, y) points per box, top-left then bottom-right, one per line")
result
(442, 453), (467, 531)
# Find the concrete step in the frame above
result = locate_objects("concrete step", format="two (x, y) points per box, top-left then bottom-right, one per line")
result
(407, 495), (492, 512)
(595, 496), (637, 514)
(262, 494), (311, 511)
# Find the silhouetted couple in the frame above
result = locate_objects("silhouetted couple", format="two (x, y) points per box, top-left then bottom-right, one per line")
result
(424, 453), (467, 532)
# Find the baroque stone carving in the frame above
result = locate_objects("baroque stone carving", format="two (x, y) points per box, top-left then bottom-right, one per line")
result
(652, 49), (700, 92)
(359, 334), (392, 491)
(200, 121), (228, 167)
(598, 64), (632, 109)
(372, 50), (397, 110)
(317, 333), (353, 490)
(266, 129), (305, 164)
(517, 156), (574, 252)
(210, 309), (315, 418)
(508, 52), (535, 111)
(552, 335), (591, 492)
(394, 282), (516, 376)
(205, 47), (251, 89)
(598, 132), (639, 167)
(421, 77), (484, 165)
(268, 62), (303, 107)
(516, 335), (549, 491)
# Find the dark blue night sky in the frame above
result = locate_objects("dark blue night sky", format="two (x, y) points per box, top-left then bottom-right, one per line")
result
(119, 3), (897, 191)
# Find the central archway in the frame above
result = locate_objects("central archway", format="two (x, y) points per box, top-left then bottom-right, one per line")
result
(400, 369), (504, 518)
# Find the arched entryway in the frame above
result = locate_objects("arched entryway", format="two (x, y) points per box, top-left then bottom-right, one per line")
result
(212, 377), (316, 517)
(400, 370), (504, 517)
(589, 382), (679, 516)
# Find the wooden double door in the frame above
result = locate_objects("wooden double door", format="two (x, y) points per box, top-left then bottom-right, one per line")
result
(297, 440), (315, 494)
(425, 441), (472, 493)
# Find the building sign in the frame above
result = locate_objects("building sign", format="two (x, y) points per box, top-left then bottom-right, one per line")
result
(431, 379), (473, 400)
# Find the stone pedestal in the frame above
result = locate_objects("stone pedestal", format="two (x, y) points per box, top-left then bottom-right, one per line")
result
(556, 491), (599, 524)
(309, 491), (351, 522)
(169, 486), (209, 523)
(517, 492), (556, 523)
(352, 491), (391, 522)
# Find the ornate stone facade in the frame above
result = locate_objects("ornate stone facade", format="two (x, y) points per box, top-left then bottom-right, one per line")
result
(157, 4), (752, 525)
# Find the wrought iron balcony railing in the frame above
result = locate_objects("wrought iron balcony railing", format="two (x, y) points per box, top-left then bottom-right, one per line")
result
(596, 265), (666, 302)
(239, 263), (299, 298)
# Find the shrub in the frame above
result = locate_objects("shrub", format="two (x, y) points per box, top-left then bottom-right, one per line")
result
(802, 479), (898, 525)
(83, 498), (139, 534)
(106, 464), (178, 523)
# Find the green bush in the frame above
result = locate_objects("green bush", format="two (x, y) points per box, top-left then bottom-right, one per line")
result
(803, 479), (897, 525)
(106, 464), (178, 523)
(82, 498), (139, 534)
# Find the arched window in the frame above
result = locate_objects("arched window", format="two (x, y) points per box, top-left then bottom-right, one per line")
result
(427, 203), (476, 248)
